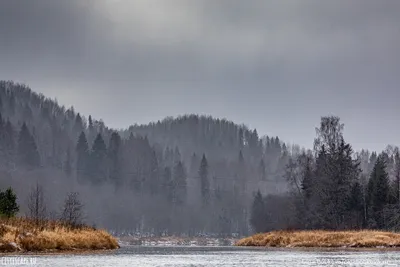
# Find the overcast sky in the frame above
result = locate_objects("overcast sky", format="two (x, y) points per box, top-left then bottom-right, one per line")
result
(0, 0), (399, 152)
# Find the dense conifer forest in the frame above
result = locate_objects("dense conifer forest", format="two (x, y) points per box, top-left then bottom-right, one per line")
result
(0, 80), (398, 236)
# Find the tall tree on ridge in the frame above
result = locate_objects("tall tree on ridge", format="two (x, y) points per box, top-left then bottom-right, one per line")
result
(76, 131), (90, 183)
(199, 154), (210, 206)
(90, 133), (108, 184)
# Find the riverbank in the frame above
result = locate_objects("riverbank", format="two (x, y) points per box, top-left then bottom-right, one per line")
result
(236, 230), (400, 248)
(0, 218), (119, 253)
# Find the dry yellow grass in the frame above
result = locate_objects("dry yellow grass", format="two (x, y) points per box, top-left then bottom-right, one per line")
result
(0, 217), (119, 252)
(236, 230), (400, 248)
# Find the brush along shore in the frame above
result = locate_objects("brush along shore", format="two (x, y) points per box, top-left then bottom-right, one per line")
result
(0, 218), (119, 253)
(236, 230), (400, 248)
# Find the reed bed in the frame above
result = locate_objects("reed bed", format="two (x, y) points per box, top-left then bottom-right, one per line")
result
(236, 230), (400, 248)
(0, 217), (119, 252)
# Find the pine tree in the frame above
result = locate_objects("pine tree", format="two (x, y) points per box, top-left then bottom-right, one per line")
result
(76, 131), (90, 183)
(17, 123), (40, 169)
(250, 190), (266, 233)
(199, 154), (210, 205)
(90, 133), (107, 184)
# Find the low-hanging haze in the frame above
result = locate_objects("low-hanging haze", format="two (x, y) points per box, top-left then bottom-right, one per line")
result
(1, 0), (399, 152)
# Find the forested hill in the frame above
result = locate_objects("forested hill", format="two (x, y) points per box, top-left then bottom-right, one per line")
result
(0, 81), (290, 236)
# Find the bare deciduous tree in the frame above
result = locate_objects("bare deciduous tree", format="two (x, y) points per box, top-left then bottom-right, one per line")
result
(27, 183), (47, 225)
(61, 192), (84, 227)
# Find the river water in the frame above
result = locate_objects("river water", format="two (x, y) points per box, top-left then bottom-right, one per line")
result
(6, 246), (400, 266)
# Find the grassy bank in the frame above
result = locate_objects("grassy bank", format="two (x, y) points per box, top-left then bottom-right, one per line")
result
(236, 230), (400, 248)
(0, 218), (119, 253)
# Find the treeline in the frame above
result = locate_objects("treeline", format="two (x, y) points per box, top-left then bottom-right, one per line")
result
(5, 81), (398, 236)
(0, 184), (85, 229)
(251, 116), (400, 232)
(0, 81), (290, 236)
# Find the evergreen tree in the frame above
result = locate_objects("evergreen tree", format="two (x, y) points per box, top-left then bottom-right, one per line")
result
(301, 153), (314, 201)
(162, 166), (174, 203)
(108, 132), (122, 187)
(250, 190), (266, 233)
(0, 187), (19, 218)
(313, 117), (360, 229)
(347, 181), (364, 228)
(0, 112), (5, 167)
(87, 115), (95, 145)
(145, 149), (159, 195)
(73, 113), (83, 134)
(76, 131), (90, 183)
(64, 147), (72, 177)
(173, 161), (187, 205)
(17, 123), (40, 169)
(199, 154), (210, 205)
(258, 159), (266, 181)
(237, 150), (246, 194)
(394, 150), (400, 204)
(8, 92), (15, 116)
(367, 155), (390, 228)
(3, 119), (15, 170)
(90, 133), (107, 184)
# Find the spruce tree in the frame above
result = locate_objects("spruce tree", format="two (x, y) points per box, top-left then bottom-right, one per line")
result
(147, 150), (159, 195)
(0, 112), (5, 166)
(313, 117), (360, 229)
(0, 187), (19, 218)
(199, 154), (210, 205)
(237, 150), (246, 195)
(347, 181), (364, 228)
(173, 161), (187, 205)
(394, 150), (400, 204)
(259, 159), (266, 181)
(76, 131), (90, 183)
(162, 166), (174, 203)
(17, 123), (40, 169)
(4, 119), (15, 170)
(250, 190), (266, 233)
(108, 132), (122, 187)
(90, 133), (107, 184)
(367, 155), (390, 228)
(73, 113), (83, 134)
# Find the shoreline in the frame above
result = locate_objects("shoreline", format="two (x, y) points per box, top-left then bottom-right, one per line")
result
(0, 218), (119, 253)
(236, 230), (400, 249)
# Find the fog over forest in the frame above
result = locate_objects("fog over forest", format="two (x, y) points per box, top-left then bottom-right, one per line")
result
(0, 81), (399, 236)
(1, 1), (400, 237)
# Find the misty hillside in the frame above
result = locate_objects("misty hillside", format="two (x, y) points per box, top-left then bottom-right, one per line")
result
(0, 81), (291, 236)
(1, 81), (399, 236)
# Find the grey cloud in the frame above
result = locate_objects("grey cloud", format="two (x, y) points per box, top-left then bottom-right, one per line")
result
(0, 0), (399, 152)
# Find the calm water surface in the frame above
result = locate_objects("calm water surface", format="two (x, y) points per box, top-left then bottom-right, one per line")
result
(9, 246), (400, 266)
